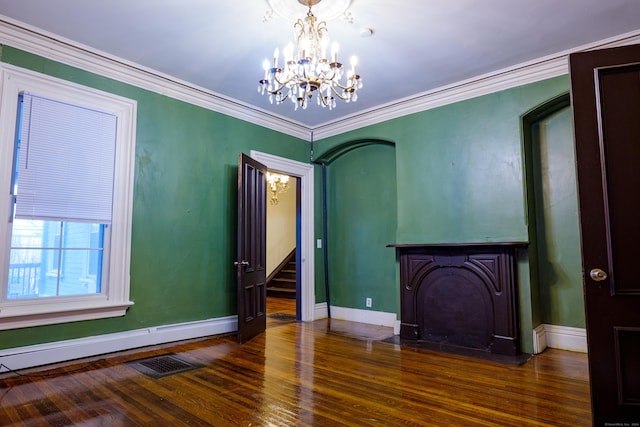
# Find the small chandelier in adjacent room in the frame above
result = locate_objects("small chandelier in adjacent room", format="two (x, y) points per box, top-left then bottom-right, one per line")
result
(258, 0), (363, 110)
(266, 172), (290, 205)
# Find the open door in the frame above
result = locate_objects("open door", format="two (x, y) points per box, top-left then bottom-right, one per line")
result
(236, 153), (267, 344)
(569, 44), (640, 425)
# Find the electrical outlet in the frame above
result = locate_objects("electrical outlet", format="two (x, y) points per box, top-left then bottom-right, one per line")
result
(366, 297), (372, 308)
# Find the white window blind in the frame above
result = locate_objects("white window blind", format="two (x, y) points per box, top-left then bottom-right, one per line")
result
(15, 93), (117, 224)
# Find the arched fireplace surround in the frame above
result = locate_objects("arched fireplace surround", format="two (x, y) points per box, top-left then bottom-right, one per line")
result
(390, 243), (526, 356)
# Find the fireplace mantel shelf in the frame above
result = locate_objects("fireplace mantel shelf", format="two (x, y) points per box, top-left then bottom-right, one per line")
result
(387, 242), (528, 248)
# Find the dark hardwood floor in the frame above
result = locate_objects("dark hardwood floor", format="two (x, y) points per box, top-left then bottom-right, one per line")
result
(0, 298), (591, 426)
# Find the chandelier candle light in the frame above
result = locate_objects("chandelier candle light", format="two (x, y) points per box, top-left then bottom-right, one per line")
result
(258, 0), (363, 110)
(266, 172), (290, 205)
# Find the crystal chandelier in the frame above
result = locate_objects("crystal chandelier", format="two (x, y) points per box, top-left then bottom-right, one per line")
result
(258, 0), (363, 111)
(266, 172), (290, 205)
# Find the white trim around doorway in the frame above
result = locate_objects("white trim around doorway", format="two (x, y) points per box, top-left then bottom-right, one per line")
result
(250, 150), (315, 321)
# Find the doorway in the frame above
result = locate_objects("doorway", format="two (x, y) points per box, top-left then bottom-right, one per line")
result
(266, 172), (298, 323)
(523, 93), (584, 335)
(250, 150), (315, 322)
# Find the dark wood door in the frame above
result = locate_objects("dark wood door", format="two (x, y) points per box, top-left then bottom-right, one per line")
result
(570, 44), (640, 426)
(236, 153), (267, 344)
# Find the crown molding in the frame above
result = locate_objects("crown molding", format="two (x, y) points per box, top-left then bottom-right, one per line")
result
(0, 16), (310, 140)
(311, 29), (640, 140)
(1, 15), (639, 142)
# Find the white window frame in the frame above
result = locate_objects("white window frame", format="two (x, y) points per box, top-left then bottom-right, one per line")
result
(0, 63), (136, 330)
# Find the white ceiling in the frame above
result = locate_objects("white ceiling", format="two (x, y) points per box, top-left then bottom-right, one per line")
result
(1, 0), (640, 129)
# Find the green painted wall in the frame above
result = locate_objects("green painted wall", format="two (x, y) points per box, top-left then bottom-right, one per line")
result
(314, 76), (583, 353)
(315, 78), (571, 244)
(0, 46), (308, 349)
(326, 143), (397, 313)
(530, 106), (584, 327)
(1, 45), (586, 355)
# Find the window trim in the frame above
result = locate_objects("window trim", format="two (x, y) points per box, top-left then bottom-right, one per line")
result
(0, 63), (136, 330)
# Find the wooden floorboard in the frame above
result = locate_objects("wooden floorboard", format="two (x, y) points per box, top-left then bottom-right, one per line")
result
(0, 298), (591, 426)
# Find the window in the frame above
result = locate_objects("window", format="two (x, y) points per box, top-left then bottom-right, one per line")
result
(0, 64), (136, 330)
(9, 221), (106, 298)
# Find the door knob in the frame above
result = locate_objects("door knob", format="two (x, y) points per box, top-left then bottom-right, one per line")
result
(589, 268), (608, 281)
(234, 260), (249, 267)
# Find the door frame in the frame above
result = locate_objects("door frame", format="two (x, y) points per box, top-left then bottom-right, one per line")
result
(250, 150), (315, 321)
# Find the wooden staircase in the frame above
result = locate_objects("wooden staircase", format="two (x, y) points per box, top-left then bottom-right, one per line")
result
(266, 249), (296, 299)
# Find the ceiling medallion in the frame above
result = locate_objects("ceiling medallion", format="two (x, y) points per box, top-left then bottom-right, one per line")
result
(264, 0), (353, 22)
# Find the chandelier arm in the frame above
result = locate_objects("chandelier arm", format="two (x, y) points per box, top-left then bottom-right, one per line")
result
(264, 81), (289, 96)
(328, 84), (351, 101)
(318, 93), (331, 106)
(329, 77), (358, 91)
(266, 89), (290, 102)
(294, 19), (305, 47)
(261, 75), (292, 103)
(317, 20), (328, 39)
(319, 67), (337, 81)
(272, 73), (297, 88)
(264, 69), (304, 96)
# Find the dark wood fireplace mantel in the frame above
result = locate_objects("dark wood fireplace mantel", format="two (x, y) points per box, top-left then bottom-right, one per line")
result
(388, 242), (527, 356)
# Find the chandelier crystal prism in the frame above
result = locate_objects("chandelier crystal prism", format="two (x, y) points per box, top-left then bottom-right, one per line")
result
(258, 0), (363, 111)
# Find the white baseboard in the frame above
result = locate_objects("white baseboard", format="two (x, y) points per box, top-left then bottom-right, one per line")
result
(329, 306), (398, 329)
(0, 316), (237, 372)
(314, 302), (328, 320)
(7, 313), (584, 372)
(316, 303), (400, 333)
(533, 324), (587, 354)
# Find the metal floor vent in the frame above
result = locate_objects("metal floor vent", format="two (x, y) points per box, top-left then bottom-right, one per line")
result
(125, 353), (204, 379)
(268, 312), (296, 321)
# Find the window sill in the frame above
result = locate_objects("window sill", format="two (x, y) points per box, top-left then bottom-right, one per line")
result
(0, 298), (134, 330)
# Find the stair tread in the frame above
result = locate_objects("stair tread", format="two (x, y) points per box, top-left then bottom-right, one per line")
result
(268, 251), (297, 297)
(271, 277), (295, 283)
(268, 284), (296, 290)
